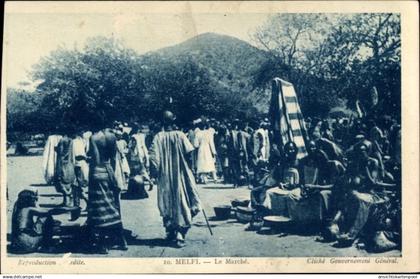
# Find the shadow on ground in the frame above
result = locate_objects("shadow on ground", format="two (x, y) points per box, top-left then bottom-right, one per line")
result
(256, 221), (322, 237)
(7, 228), (176, 255)
(126, 238), (169, 248)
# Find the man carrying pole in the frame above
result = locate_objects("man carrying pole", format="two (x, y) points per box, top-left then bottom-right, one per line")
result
(149, 111), (203, 248)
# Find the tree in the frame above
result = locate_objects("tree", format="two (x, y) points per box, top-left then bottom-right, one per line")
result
(31, 36), (146, 131)
(252, 14), (341, 116)
(7, 88), (44, 133)
(317, 14), (401, 115)
(28, 36), (259, 131)
(253, 14), (333, 70)
(252, 13), (401, 118)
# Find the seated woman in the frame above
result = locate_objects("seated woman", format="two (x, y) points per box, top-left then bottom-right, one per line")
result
(289, 141), (346, 226)
(250, 141), (301, 216)
(317, 137), (345, 164)
(11, 190), (65, 253)
(327, 143), (396, 247)
(369, 126), (394, 181)
(301, 141), (329, 185)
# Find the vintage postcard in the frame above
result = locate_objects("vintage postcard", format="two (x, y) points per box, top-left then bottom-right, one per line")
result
(1, 1), (419, 274)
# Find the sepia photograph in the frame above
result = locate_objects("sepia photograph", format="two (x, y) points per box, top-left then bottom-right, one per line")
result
(1, 1), (419, 274)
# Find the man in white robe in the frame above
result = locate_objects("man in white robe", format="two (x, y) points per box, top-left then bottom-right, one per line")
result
(194, 123), (217, 184)
(149, 111), (202, 248)
(42, 135), (62, 185)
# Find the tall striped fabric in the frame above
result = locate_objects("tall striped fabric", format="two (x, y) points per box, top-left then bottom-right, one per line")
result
(270, 78), (308, 160)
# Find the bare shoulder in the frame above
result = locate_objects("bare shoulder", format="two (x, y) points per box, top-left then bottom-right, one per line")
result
(91, 132), (101, 140)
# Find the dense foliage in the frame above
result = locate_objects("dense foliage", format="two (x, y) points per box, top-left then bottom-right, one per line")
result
(7, 88), (44, 132)
(253, 13), (401, 118)
(7, 14), (400, 133)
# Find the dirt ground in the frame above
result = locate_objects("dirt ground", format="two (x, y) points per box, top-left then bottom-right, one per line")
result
(6, 155), (400, 257)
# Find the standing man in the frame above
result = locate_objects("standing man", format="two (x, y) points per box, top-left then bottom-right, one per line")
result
(237, 122), (252, 186)
(253, 121), (267, 163)
(262, 120), (271, 162)
(72, 129), (89, 219)
(194, 121), (217, 184)
(149, 111), (202, 248)
(42, 133), (62, 185)
(87, 121), (127, 254)
(190, 119), (202, 176)
(228, 120), (240, 186)
(216, 123), (231, 183)
(55, 131), (76, 207)
(131, 124), (150, 174)
(186, 121), (197, 176)
(114, 128), (130, 192)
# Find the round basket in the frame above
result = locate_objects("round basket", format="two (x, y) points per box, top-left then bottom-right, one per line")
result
(263, 215), (292, 229)
(231, 199), (250, 208)
(235, 206), (255, 224)
(213, 205), (232, 220)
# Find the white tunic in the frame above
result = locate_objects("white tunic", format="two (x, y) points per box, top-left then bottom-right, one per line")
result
(72, 136), (90, 183)
(194, 129), (216, 173)
(42, 135), (62, 184)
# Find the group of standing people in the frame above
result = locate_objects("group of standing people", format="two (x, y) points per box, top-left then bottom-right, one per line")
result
(12, 112), (203, 253)
(187, 118), (271, 187)
(10, 104), (401, 254)
(42, 122), (152, 212)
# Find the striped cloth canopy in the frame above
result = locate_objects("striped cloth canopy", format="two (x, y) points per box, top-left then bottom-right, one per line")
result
(269, 78), (308, 160)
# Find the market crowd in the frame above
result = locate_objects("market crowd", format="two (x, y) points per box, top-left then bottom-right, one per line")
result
(10, 106), (401, 254)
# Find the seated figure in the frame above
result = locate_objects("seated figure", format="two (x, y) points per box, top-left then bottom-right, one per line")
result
(250, 141), (301, 216)
(287, 141), (346, 226)
(250, 139), (347, 230)
(11, 190), (64, 253)
(327, 143), (396, 247)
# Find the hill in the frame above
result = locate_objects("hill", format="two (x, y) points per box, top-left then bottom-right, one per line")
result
(140, 32), (272, 112)
(7, 33), (276, 133)
(154, 33), (268, 87)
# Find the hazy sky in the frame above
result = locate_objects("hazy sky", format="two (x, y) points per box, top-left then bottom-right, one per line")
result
(4, 13), (269, 88)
